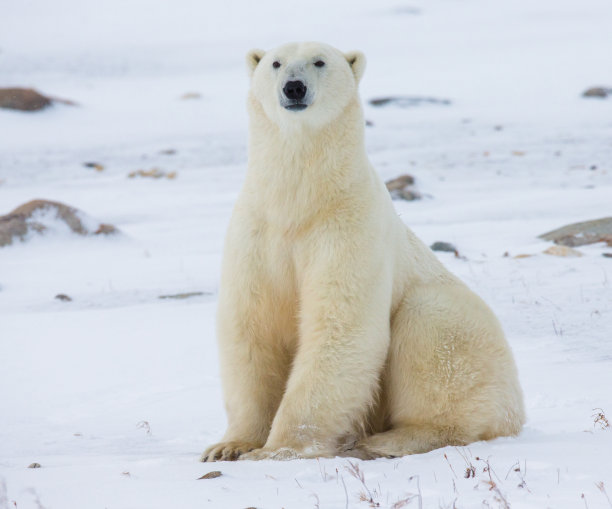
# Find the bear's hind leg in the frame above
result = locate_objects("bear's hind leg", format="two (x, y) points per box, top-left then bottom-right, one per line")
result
(344, 424), (469, 459)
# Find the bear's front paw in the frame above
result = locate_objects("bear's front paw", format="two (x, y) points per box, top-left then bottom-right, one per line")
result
(239, 447), (303, 461)
(200, 440), (261, 462)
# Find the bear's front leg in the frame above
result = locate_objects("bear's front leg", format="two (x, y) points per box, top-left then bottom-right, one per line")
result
(242, 248), (392, 460)
(201, 250), (295, 462)
(202, 306), (292, 461)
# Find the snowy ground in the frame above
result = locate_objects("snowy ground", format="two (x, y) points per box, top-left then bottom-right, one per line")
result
(1, 0), (612, 507)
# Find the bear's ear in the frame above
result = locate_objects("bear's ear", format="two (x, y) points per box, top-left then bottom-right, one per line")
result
(345, 50), (366, 83)
(246, 49), (266, 76)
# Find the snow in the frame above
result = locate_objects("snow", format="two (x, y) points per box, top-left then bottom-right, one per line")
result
(1, 0), (612, 507)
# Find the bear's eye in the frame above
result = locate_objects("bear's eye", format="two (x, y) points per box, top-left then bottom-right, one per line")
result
(272, 61), (281, 69)
(314, 60), (325, 68)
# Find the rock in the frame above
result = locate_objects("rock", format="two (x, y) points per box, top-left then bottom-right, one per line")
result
(603, 253), (612, 258)
(385, 174), (415, 191)
(180, 92), (202, 100)
(94, 224), (118, 235)
(28, 463), (41, 468)
(582, 87), (612, 98)
(430, 241), (457, 253)
(394, 188), (422, 201)
(0, 88), (52, 111)
(369, 96), (451, 108)
(385, 174), (421, 201)
(83, 162), (105, 171)
(197, 471), (222, 480)
(0, 199), (119, 247)
(543, 245), (583, 257)
(539, 217), (612, 247)
(55, 294), (72, 302)
(128, 168), (177, 179)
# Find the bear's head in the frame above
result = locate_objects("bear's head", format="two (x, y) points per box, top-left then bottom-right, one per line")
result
(246, 42), (366, 130)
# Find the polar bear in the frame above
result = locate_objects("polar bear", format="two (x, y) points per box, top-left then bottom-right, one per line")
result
(201, 42), (525, 461)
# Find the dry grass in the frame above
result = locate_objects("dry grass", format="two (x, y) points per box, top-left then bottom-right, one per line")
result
(596, 482), (612, 508)
(346, 461), (380, 507)
(592, 408), (610, 430)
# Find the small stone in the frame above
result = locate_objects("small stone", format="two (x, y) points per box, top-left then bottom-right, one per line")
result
(0, 88), (51, 111)
(430, 241), (457, 253)
(128, 168), (176, 179)
(95, 224), (118, 235)
(369, 96), (451, 108)
(583, 87), (611, 98)
(543, 245), (583, 257)
(28, 463), (41, 468)
(197, 471), (222, 479)
(603, 253), (612, 258)
(83, 162), (105, 171)
(385, 174), (421, 201)
(385, 174), (415, 191)
(180, 92), (202, 100)
(55, 294), (72, 302)
(396, 189), (421, 201)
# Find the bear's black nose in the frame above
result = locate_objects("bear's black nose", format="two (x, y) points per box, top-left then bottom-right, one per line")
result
(283, 80), (307, 101)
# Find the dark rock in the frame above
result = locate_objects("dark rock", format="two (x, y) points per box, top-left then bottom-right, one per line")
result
(28, 463), (41, 468)
(0, 88), (52, 111)
(55, 294), (72, 302)
(603, 253), (612, 258)
(393, 188), (422, 201)
(582, 87), (612, 98)
(369, 96), (451, 108)
(83, 162), (105, 171)
(430, 241), (457, 253)
(0, 199), (119, 247)
(539, 217), (612, 247)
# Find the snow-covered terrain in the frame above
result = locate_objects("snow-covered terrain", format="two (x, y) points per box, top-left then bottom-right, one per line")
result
(1, 0), (612, 507)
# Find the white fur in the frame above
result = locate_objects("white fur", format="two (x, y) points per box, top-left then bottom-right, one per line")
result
(201, 42), (525, 462)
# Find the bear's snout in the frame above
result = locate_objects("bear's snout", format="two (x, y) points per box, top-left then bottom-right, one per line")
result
(283, 80), (307, 101)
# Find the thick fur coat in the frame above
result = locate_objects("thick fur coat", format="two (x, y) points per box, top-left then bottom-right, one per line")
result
(202, 42), (525, 461)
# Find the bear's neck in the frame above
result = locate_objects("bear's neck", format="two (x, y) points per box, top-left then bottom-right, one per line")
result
(244, 97), (371, 224)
